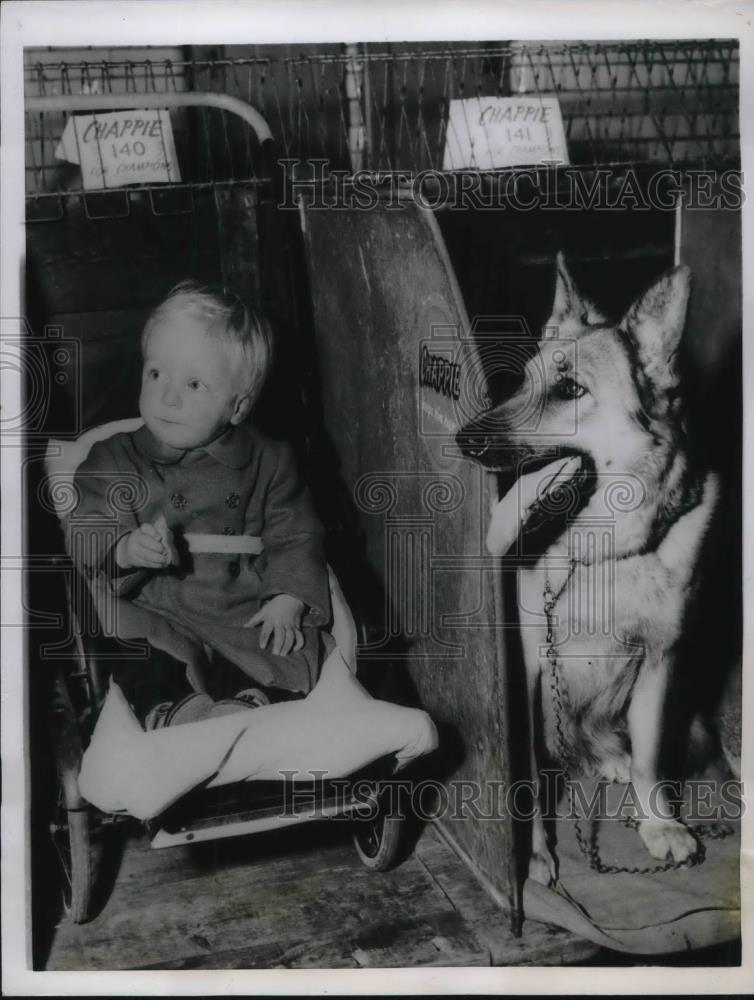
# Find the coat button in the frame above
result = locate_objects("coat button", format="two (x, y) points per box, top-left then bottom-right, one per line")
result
(171, 492), (188, 510)
(223, 526), (236, 535)
(225, 492), (240, 509)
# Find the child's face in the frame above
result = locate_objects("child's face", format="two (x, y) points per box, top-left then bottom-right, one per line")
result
(139, 312), (248, 450)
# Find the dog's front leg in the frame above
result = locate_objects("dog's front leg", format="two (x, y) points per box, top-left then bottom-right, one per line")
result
(628, 651), (697, 862)
(526, 657), (559, 886)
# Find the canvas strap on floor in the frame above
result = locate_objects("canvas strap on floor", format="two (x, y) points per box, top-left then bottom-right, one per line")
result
(522, 779), (740, 955)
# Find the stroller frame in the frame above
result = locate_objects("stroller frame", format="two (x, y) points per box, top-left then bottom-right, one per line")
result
(46, 419), (415, 925)
(27, 85), (423, 925)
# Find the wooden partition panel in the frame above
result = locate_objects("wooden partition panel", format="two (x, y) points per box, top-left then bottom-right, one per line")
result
(678, 195), (743, 770)
(302, 200), (519, 921)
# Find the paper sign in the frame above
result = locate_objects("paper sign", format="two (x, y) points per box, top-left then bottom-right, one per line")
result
(442, 96), (569, 170)
(54, 109), (181, 190)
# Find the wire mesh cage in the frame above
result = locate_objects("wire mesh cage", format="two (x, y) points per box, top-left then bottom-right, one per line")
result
(277, 40), (740, 173)
(24, 51), (275, 213)
(25, 39), (740, 211)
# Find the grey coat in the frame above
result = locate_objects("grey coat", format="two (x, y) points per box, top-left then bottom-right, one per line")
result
(67, 422), (331, 694)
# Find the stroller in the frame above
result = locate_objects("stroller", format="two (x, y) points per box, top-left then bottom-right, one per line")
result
(44, 418), (438, 923)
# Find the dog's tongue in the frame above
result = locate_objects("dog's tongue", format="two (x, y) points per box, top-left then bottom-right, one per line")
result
(486, 456), (583, 555)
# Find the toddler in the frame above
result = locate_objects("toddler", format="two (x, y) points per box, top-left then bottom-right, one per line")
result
(68, 281), (331, 725)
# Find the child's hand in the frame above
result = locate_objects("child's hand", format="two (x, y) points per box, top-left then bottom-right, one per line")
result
(244, 594), (305, 656)
(115, 521), (174, 570)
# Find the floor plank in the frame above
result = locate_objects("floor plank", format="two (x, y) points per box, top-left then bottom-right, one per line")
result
(42, 820), (595, 970)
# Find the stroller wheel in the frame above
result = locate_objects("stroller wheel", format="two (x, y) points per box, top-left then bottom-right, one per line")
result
(49, 668), (96, 923)
(50, 785), (93, 924)
(352, 791), (405, 871)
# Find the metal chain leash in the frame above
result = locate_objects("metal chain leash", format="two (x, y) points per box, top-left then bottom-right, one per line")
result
(543, 561), (730, 876)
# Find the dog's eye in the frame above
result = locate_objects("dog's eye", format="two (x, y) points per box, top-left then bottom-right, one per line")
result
(554, 377), (587, 399)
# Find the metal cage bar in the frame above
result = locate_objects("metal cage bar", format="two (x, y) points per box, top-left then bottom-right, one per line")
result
(26, 90), (273, 145)
(25, 42), (740, 203)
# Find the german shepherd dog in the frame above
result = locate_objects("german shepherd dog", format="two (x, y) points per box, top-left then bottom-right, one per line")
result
(458, 254), (720, 885)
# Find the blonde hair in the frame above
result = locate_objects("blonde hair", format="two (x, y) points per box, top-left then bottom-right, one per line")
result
(142, 281), (273, 402)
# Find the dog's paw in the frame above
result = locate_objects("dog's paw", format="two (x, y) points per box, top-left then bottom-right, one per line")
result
(528, 847), (558, 887)
(639, 817), (697, 862)
(599, 753), (631, 784)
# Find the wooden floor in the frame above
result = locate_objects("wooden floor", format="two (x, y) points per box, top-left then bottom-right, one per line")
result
(40, 821), (596, 970)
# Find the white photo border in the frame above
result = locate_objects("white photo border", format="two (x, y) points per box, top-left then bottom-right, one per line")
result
(2, 1), (751, 994)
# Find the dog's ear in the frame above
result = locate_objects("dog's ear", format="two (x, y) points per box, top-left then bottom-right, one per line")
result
(621, 265), (691, 394)
(550, 252), (606, 330)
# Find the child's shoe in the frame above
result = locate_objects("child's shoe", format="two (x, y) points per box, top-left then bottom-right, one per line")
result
(234, 687), (271, 708)
(210, 687), (271, 717)
(145, 692), (215, 729)
(144, 701), (173, 731)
